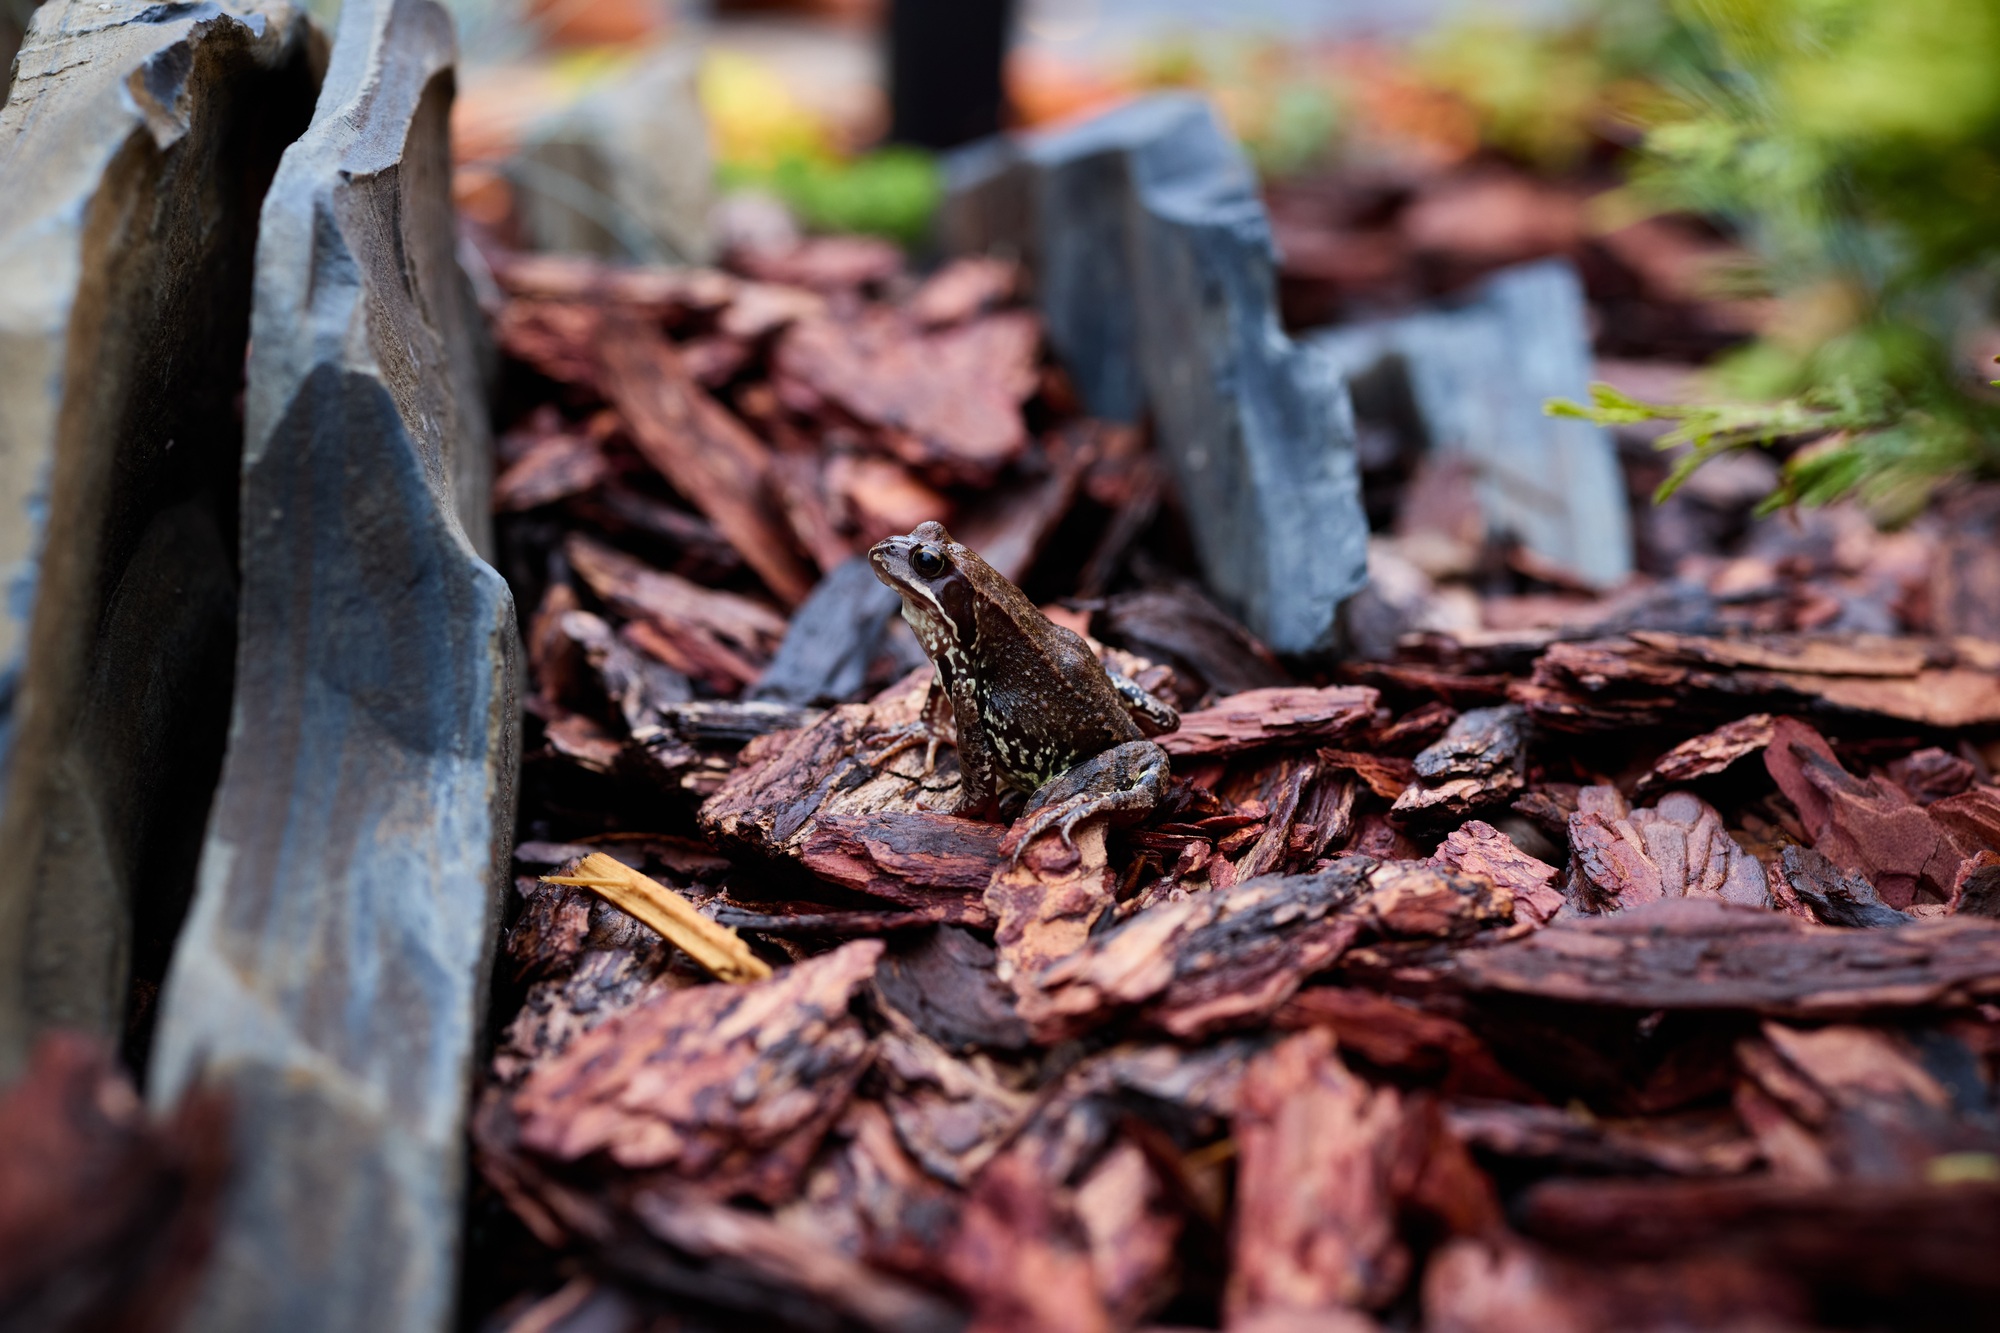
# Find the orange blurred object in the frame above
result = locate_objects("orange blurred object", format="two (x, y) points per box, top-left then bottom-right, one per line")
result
(525, 0), (669, 48)
(1006, 48), (1135, 130)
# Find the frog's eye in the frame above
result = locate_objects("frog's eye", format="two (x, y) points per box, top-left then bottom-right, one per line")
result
(911, 547), (946, 578)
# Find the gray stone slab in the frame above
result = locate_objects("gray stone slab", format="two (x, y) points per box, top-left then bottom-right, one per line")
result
(146, 0), (519, 1329)
(749, 556), (903, 707)
(941, 94), (1366, 655)
(1305, 260), (1634, 589)
(0, 0), (319, 1076)
(511, 41), (712, 264)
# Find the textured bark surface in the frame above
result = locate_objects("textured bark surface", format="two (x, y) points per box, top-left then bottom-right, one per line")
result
(1452, 898), (2000, 1015)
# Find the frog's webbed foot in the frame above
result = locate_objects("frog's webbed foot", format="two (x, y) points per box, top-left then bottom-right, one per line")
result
(862, 721), (944, 772)
(1000, 741), (1170, 866)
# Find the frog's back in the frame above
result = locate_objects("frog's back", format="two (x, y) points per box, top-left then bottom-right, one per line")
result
(971, 600), (1140, 789)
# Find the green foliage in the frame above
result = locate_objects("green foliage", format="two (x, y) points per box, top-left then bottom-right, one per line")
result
(720, 148), (941, 247)
(1565, 0), (2000, 513)
(1418, 7), (1686, 169)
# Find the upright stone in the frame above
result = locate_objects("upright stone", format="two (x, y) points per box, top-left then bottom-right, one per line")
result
(943, 95), (1366, 655)
(147, 0), (519, 1329)
(0, 0), (319, 1077)
(1306, 260), (1634, 589)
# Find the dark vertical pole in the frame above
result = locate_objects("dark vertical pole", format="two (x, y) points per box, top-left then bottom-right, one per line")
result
(887, 0), (1015, 150)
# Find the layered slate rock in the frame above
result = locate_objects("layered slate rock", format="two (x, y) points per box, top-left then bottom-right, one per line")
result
(942, 95), (1367, 655)
(0, 0), (319, 1076)
(146, 1), (519, 1330)
(1305, 260), (1633, 589)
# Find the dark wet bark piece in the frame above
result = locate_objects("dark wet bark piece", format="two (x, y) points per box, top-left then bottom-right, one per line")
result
(596, 313), (815, 605)
(1884, 747), (1978, 805)
(1566, 787), (1771, 914)
(630, 699), (822, 799)
(798, 811), (1003, 924)
(1522, 633), (2000, 732)
(1360, 701), (1456, 755)
(1159, 686), (1379, 758)
(1953, 852), (2000, 918)
(1738, 1020), (1986, 1183)
(1020, 861), (1376, 1042)
(876, 1027), (1032, 1188)
(0, 1034), (229, 1333)
(566, 534), (786, 690)
(1391, 705), (1528, 824)
(700, 670), (960, 858)
(1762, 718), (1966, 908)
(1318, 750), (1417, 801)
(513, 940), (883, 1204)
(627, 1184), (963, 1333)
(1931, 785), (2000, 854)
(1274, 988), (1532, 1099)
(1778, 845), (1911, 929)
(943, 1149), (1113, 1333)
(1228, 1031), (1410, 1320)
(505, 878), (595, 983)
(874, 926), (1030, 1053)
(1228, 755), (1320, 881)
(1516, 1175), (2000, 1302)
(781, 1098), (961, 1292)
(951, 421), (1089, 583)
(1072, 1138), (1183, 1329)
(986, 824), (1120, 1003)
(490, 249), (740, 313)
(1432, 820), (1563, 926)
(1422, 1239), (1812, 1333)
(1633, 713), (1777, 797)
(1090, 587), (1292, 699)
(537, 605), (693, 733)
(1451, 897), (2000, 1015)
(1444, 1102), (1759, 1178)
(774, 310), (1038, 486)
(730, 235), (906, 291)
(494, 423), (613, 512)
(1510, 784), (1580, 840)
(908, 255), (1019, 328)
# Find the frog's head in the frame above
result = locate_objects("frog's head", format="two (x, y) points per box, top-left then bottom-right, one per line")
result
(869, 521), (980, 663)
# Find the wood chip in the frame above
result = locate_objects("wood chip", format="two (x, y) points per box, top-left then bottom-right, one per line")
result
(1160, 686), (1379, 757)
(597, 314), (815, 604)
(1451, 897), (2000, 1015)
(1431, 820), (1564, 926)
(1228, 1030), (1409, 1319)
(512, 940), (880, 1197)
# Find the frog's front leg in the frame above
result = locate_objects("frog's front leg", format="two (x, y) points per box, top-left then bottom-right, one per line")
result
(940, 677), (1001, 817)
(866, 677), (955, 772)
(999, 741), (1169, 864)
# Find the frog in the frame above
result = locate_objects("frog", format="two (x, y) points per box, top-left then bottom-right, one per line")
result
(867, 521), (1178, 863)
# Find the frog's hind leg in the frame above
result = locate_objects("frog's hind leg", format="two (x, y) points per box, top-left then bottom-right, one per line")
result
(1000, 741), (1169, 865)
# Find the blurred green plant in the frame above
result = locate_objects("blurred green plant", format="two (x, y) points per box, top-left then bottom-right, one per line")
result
(701, 50), (940, 245)
(1417, 7), (1685, 170)
(720, 150), (941, 247)
(1133, 38), (1347, 177)
(1551, 0), (2000, 517)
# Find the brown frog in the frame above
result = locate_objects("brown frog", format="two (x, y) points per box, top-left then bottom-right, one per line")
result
(869, 521), (1177, 861)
